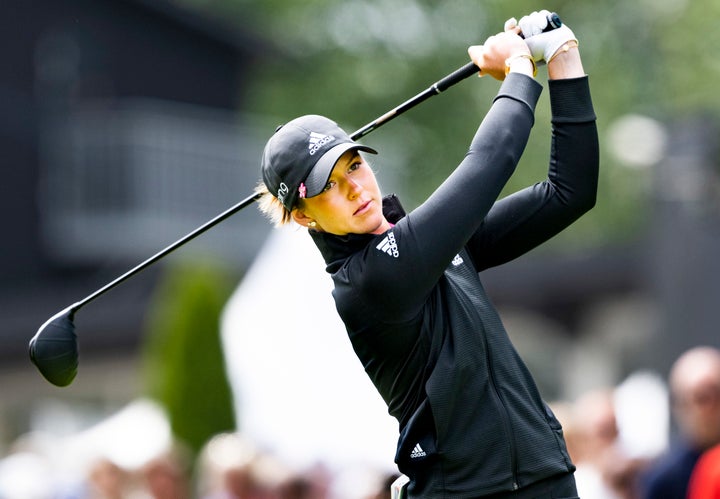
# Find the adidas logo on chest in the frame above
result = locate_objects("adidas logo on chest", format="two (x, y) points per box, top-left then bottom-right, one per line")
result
(376, 232), (399, 258)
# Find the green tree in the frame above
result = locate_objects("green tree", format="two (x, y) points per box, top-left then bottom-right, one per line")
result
(172, 0), (719, 248)
(142, 259), (237, 456)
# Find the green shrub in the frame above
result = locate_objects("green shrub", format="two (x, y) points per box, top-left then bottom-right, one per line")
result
(142, 259), (237, 456)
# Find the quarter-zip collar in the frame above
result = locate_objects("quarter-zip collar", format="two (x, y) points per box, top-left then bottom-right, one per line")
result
(308, 194), (406, 272)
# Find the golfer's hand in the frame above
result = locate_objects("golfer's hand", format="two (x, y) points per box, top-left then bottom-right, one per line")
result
(513, 11), (578, 65)
(468, 31), (533, 81)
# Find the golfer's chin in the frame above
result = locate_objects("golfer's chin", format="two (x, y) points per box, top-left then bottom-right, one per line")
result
(365, 214), (391, 235)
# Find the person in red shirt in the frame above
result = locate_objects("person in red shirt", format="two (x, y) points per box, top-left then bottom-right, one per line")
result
(641, 346), (720, 499)
(688, 437), (720, 498)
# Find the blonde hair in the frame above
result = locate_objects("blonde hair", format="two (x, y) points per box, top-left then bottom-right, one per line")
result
(254, 181), (295, 227)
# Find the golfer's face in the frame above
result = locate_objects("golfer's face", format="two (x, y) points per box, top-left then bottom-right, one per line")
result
(299, 150), (390, 236)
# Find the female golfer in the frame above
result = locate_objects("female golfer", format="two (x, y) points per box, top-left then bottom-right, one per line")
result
(257, 12), (596, 498)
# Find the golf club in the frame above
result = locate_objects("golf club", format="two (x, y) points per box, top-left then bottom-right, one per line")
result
(29, 13), (562, 387)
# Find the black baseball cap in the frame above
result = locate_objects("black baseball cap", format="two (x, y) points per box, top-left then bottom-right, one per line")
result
(261, 115), (377, 211)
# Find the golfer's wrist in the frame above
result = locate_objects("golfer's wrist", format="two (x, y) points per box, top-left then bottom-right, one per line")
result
(547, 44), (584, 80)
(505, 54), (537, 78)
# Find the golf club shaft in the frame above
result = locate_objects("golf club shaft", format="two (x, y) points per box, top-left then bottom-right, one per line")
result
(67, 62), (490, 312)
(70, 191), (261, 312)
(351, 62), (478, 140)
(67, 12), (564, 312)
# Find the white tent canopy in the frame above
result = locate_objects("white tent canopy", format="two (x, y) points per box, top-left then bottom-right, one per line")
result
(222, 226), (398, 472)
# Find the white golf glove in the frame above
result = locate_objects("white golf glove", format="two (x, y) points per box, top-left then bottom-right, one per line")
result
(512, 10), (577, 64)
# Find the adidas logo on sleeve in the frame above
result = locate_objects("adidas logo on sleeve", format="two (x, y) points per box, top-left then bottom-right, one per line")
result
(376, 232), (399, 258)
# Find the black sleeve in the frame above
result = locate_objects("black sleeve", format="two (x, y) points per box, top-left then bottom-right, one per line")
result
(466, 76), (598, 270)
(349, 73), (544, 322)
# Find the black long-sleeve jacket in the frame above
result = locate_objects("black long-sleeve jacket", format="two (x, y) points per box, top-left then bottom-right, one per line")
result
(310, 73), (598, 497)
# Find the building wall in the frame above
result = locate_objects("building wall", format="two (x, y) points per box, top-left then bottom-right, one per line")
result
(0, 0), (267, 368)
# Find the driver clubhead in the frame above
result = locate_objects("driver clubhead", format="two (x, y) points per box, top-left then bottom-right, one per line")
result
(29, 308), (79, 387)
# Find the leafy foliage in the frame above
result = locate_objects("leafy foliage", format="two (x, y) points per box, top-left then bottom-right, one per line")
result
(173, 0), (718, 249)
(142, 259), (237, 456)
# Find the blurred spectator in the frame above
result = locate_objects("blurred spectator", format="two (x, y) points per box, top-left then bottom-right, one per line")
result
(195, 432), (257, 498)
(85, 457), (129, 499)
(365, 472), (403, 499)
(571, 388), (643, 499)
(276, 474), (319, 499)
(547, 401), (582, 462)
(139, 443), (192, 499)
(276, 463), (332, 499)
(640, 346), (720, 499)
(571, 389), (619, 498)
(688, 442), (720, 499)
(195, 432), (290, 498)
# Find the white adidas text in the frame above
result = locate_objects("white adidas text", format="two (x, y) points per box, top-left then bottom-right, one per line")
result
(376, 232), (399, 258)
(308, 132), (334, 155)
(410, 443), (427, 459)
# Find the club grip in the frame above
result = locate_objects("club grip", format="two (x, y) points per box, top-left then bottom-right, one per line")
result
(433, 62), (480, 92)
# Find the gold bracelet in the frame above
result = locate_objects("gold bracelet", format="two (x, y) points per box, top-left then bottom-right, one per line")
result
(547, 40), (579, 65)
(504, 54), (537, 77)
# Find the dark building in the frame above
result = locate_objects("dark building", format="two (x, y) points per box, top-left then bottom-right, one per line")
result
(1, 0), (271, 378)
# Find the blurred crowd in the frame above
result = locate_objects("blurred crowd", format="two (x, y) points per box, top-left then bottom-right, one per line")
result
(1, 344), (720, 499)
(0, 427), (401, 499)
(555, 345), (720, 499)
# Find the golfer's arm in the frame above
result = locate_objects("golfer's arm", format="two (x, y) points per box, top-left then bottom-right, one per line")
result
(467, 76), (598, 269)
(407, 73), (542, 252)
(359, 74), (542, 316)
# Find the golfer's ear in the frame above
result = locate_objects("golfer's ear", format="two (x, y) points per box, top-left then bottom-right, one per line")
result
(291, 209), (313, 228)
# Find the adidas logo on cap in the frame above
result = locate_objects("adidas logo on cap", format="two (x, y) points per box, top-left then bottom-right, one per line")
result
(308, 132), (335, 156)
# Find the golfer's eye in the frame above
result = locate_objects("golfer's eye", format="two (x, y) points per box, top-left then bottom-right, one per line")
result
(322, 181), (335, 192)
(348, 161), (361, 172)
